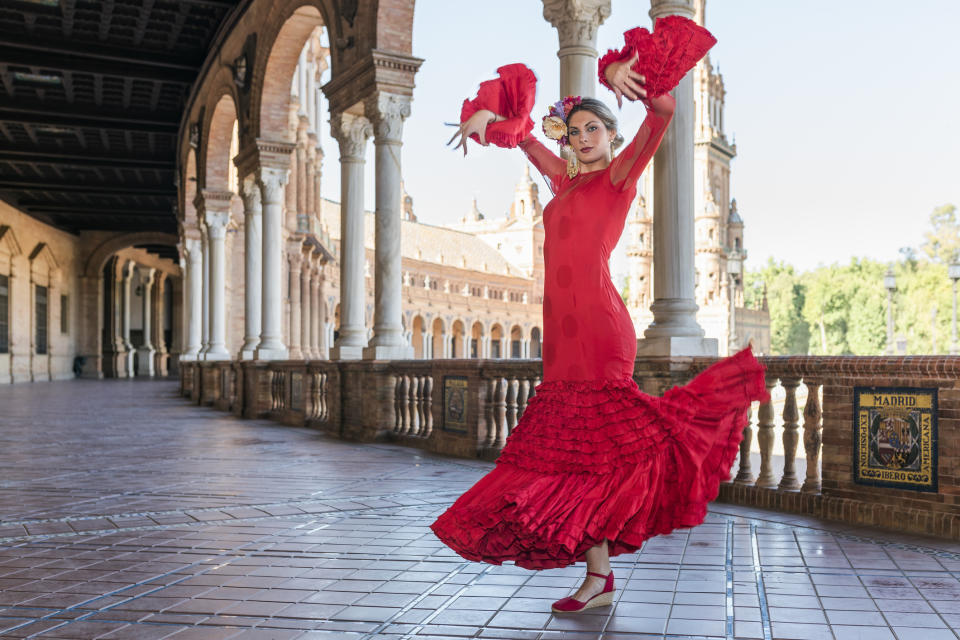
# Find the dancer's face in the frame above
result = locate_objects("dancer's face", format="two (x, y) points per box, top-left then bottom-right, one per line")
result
(567, 110), (615, 166)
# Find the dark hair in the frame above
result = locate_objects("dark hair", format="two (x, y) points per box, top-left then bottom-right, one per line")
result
(567, 98), (625, 150)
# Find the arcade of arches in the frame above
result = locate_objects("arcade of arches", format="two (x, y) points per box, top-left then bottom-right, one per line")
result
(0, 0), (762, 383)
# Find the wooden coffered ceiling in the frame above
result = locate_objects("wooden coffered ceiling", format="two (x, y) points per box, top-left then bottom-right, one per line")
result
(0, 0), (240, 234)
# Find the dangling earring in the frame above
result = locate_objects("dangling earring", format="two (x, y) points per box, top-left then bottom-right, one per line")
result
(565, 146), (579, 178)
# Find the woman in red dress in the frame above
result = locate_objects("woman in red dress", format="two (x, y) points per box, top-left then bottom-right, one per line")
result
(431, 16), (768, 614)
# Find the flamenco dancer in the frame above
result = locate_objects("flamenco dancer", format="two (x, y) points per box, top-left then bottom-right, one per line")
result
(431, 16), (768, 614)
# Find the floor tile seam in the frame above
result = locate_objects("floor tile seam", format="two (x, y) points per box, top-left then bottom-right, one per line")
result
(709, 508), (960, 562)
(0, 489), (465, 529)
(361, 563), (495, 640)
(14, 518), (329, 638)
(750, 523), (773, 640)
(0, 499), (458, 546)
(724, 520), (734, 640)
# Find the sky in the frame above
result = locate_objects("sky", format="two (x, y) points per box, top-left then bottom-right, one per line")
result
(320, 0), (960, 279)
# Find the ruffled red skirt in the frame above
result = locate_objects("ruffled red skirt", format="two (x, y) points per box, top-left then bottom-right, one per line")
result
(430, 348), (768, 570)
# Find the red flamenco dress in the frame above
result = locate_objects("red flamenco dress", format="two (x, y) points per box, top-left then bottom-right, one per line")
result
(431, 16), (767, 571)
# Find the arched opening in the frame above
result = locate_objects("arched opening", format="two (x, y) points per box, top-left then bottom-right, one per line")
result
(431, 317), (445, 359)
(259, 6), (325, 144)
(530, 327), (542, 359)
(490, 323), (504, 359)
(411, 315), (424, 359)
(470, 321), (484, 359)
(451, 319), (464, 359)
(510, 325), (523, 358)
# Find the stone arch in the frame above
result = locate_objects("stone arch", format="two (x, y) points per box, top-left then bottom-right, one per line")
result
(202, 92), (240, 192)
(83, 233), (180, 279)
(530, 326), (542, 358)
(431, 316), (445, 359)
(411, 314), (425, 359)
(509, 324), (523, 359)
(451, 318), (465, 359)
(181, 151), (199, 231)
(254, 4), (327, 143)
(370, 0), (415, 54)
(470, 320), (484, 359)
(489, 322), (504, 359)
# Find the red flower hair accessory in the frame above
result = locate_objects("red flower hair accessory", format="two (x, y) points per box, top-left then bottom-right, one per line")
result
(541, 95), (582, 147)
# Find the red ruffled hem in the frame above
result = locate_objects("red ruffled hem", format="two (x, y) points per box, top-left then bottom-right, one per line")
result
(430, 348), (767, 570)
(599, 15), (717, 99)
(460, 63), (537, 149)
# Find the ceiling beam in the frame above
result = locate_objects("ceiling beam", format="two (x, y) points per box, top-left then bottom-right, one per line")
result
(0, 44), (195, 84)
(0, 149), (170, 170)
(0, 181), (174, 197)
(19, 204), (173, 216)
(0, 101), (179, 133)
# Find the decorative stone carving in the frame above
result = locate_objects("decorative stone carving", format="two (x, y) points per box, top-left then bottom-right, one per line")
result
(257, 167), (287, 205)
(366, 93), (412, 144)
(330, 112), (372, 160)
(542, 0), (611, 46)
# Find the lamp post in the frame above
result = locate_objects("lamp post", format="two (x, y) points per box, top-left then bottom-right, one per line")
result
(884, 268), (896, 355)
(949, 263), (960, 354)
(727, 251), (743, 355)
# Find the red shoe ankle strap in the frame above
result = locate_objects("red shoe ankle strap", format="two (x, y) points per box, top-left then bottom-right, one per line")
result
(586, 571), (611, 579)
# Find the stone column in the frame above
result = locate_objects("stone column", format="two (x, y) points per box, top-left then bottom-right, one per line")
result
(181, 239), (202, 361)
(329, 112), (372, 360)
(199, 191), (232, 360)
(121, 261), (135, 376)
(309, 265), (323, 359)
(287, 251), (303, 359)
(300, 252), (313, 359)
(637, 0), (717, 358)
(239, 177), (262, 360)
(102, 256), (126, 377)
(136, 268), (156, 377)
(199, 223), (210, 357)
(255, 165), (291, 360)
(152, 272), (169, 376)
(542, 0), (611, 99)
(363, 93), (413, 360)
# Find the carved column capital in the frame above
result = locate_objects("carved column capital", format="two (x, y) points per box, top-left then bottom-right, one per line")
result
(649, 0), (695, 20)
(257, 166), (288, 205)
(239, 175), (262, 214)
(184, 237), (202, 262)
(365, 92), (412, 144)
(330, 112), (372, 160)
(542, 0), (611, 48)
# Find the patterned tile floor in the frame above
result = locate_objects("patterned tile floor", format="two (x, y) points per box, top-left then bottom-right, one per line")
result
(2, 380), (960, 639)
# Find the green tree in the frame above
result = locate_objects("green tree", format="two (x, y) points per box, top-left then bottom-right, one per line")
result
(745, 259), (809, 355)
(920, 204), (960, 264)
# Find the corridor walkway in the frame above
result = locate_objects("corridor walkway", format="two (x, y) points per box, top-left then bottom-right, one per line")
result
(2, 382), (960, 640)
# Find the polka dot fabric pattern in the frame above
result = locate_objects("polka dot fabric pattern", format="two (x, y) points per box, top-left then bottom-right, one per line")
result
(433, 54), (767, 570)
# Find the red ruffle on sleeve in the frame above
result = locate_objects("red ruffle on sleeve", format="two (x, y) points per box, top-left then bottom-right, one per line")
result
(598, 15), (716, 99)
(460, 63), (537, 149)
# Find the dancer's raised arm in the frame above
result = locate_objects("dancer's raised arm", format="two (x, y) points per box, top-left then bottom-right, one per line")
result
(604, 55), (675, 192)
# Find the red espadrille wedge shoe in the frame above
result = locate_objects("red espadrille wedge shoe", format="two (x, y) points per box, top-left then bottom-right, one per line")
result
(551, 570), (615, 613)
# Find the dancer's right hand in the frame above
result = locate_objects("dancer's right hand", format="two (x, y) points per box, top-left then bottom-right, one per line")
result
(447, 109), (497, 156)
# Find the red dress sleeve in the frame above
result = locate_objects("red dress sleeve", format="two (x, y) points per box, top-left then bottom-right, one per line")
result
(607, 95), (674, 192)
(598, 15), (716, 99)
(460, 63), (538, 148)
(518, 134), (566, 195)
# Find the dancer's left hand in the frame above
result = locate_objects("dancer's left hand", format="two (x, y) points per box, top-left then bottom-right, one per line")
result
(604, 52), (646, 109)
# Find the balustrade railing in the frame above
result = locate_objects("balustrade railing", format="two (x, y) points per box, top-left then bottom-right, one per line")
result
(180, 354), (960, 540)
